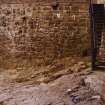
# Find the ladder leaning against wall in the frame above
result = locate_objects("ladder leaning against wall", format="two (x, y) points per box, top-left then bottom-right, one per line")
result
(89, 0), (105, 70)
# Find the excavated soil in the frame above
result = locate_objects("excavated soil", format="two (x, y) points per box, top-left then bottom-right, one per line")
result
(0, 57), (104, 105)
(0, 72), (103, 105)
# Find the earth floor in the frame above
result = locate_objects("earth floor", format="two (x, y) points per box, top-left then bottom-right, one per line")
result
(0, 57), (104, 105)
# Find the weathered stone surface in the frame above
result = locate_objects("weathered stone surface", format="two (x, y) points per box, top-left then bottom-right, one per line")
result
(97, 0), (105, 4)
(0, 1), (90, 68)
(0, 72), (102, 105)
(84, 71), (105, 102)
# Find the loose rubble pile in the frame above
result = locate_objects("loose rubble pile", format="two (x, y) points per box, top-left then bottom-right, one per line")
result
(11, 57), (91, 83)
(0, 57), (91, 83)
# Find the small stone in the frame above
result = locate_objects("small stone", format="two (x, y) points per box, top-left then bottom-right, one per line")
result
(80, 65), (87, 69)
(66, 89), (72, 94)
(91, 95), (101, 100)
(78, 61), (84, 66)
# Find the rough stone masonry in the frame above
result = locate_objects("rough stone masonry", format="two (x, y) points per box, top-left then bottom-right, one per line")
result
(0, 0), (89, 68)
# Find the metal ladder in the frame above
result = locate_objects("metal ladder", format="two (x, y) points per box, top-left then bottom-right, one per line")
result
(89, 3), (105, 70)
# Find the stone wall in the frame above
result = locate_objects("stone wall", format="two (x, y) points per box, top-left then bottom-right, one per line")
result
(0, 0), (90, 67)
(97, 0), (105, 4)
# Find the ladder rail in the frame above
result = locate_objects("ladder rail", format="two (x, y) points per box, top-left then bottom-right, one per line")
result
(89, 0), (97, 70)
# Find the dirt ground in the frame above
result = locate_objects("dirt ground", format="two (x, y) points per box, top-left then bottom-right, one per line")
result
(0, 57), (104, 105)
